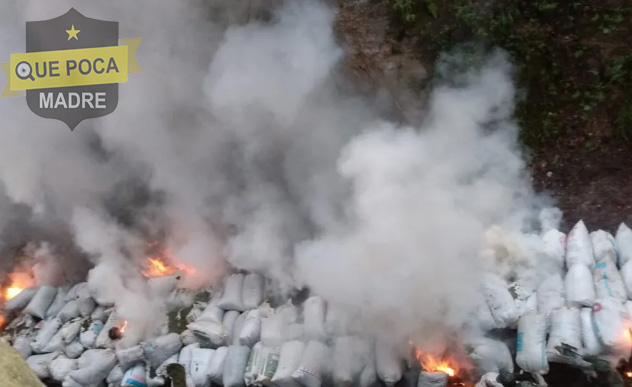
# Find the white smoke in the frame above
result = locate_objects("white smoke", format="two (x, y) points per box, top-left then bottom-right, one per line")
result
(0, 0), (557, 344)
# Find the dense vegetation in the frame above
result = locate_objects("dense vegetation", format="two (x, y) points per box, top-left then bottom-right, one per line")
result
(388, 0), (632, 148)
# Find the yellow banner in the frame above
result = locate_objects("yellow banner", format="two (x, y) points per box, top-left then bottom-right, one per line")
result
(2, 39), (141, 95)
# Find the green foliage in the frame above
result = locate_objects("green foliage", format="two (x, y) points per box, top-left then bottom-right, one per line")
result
(387, 0), (632, 145)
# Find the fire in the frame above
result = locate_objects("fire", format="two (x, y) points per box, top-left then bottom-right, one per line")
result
(3, 271), (34, 301)
(141, 255), (196, 278)
(413, 347), (458, 378)
(120, 320), (128, 333)
(625, 329), (632, 342)
(5, 286), (23, 300)
(626, 371), (632, 379)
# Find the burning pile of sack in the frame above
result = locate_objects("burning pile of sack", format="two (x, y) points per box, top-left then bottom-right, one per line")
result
(2, 219), (632, 387)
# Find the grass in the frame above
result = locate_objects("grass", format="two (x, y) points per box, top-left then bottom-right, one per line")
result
(388, 0), (632, 147)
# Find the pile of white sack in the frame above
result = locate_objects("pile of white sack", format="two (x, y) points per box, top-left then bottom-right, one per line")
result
(3, 220), (632, 387)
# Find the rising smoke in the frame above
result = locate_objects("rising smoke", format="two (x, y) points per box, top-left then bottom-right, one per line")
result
(0, 0), (557, 342)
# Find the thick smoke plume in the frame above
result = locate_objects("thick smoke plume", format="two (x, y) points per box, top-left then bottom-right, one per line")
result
(0, 0), (555, 343)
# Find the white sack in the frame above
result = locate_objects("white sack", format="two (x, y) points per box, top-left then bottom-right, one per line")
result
(375, 339), (403, 386)
(287, 323), (304, 342)
(616, 223), (632, 268)
(65, 282), (87, 301)
(24, 286), (58, 319)
(467, 337), (513, 374)
(90, 306), (107, 322)
(545, 307), (582, 362)
(255, 345), (280, 385)
(61, 318), (83, 344)
(542, 229), (566, 272)
(292, 340), (329, 387)
(50, 355), (78, 382)
(188, 319), (227, 347)
(591, 231), (619, 264)
(107, 365), (124, 385)
(58, 300), (81, 323)
(333, 336), (355, 386)
(27, 351), (60, 379)
(580, 307), (602, 356)
(156, 354), (179, 377)
(190, 348), (215, 387)
(121, 363), (147, 387)
(77, 297), (96, 317)
(142, 333), (183, 368)
(208, 346), (228, 384)
(65, 341), (85, 359)
(223, 345), (250, 387)
(13, 335), (33, 358)
(31, 317), (62, 353)
(4, 286), (38, 311)
(475, 373), (503, 387)
(592, 297), (632, 354)
(42, 328), (66, 353)
(117, 344), (145, 370)
(515, 313), (548, 374)
(46, 287), (69, 318)
(481, 275), (519, 328)
(303, 296), (327, 342)
(242, 273), (264, 310)
(80, 320), (104, 349)
(325, 304), (350, 337)
(566, 220), (595, 268)
(179, 343), (201, 376)
(65, 348), (117, 386)
(198, 304), (225, 324)
(620, 260), (632, 300)
(261, 315), (287, 347)
(472, 297), (499, 332)
(417, 371), (448, 387)
(593, 258), (627, 301)
(187, 307), (204, 324)
(223, 310), (241, 344)
(181, 329), (202, 346)
(244, 342), (264, 386)
(218, 274), (246, 311)
(516, 293), (538, 319)
(565, 264), (595, 308)
(276, 301), (299, 323)
(239, 309), (262, 347)
(272, 340), (305, 387)
(232, 312), (247, 346)
(357, 339), (377, 387)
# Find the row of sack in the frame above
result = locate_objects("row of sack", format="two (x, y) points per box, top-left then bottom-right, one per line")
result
(516, 297), (632, 375)
(473, 221), (632, 333)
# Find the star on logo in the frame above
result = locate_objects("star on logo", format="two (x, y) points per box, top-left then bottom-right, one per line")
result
(66, 25), (80, 41)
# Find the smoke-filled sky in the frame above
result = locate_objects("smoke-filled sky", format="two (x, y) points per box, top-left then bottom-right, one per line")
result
(0, 0), (557, 341)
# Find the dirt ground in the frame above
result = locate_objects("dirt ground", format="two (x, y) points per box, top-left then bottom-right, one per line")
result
(334, 0), (632, 234)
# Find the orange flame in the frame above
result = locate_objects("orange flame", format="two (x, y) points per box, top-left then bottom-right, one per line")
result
(120, 320), (128, 333)
(626, 371), (632, 379)
(141, 253), (196, 279)
(625, 329), (632, 342)
(3, 271), (34, 301)
(412, 346), (457, 378)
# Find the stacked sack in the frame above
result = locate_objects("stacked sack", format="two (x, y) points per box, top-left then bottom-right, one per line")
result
(514, 220), (632, 378)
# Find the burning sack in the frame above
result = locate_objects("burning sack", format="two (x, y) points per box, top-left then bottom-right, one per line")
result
(580, 307), (602, 356)
(291, 340), (330, 387)
(142, 333), (183, 368)
(222, 345), (251, 387)
(545, 307), (583, 363)
(24, 286), (58, 319)
(4, 287), (38, 312)
(64, 348), (117, 386)
(593, 258), (627, 302)
(467, 337), (513, 374)
(417, 371), (448, 387)
(515, 313), (548, 374)
(272, 340), (305, 387)
(616, 223), (632, 268)
(565, 264), (595, 308)
(375, 338), (404, 386)
(565, 220), (596, 268)
(218, 274), (246, 311)
(591, 297), (632, 355)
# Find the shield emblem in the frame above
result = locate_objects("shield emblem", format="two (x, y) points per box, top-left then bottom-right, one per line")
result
(25, 8), (119, 130)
